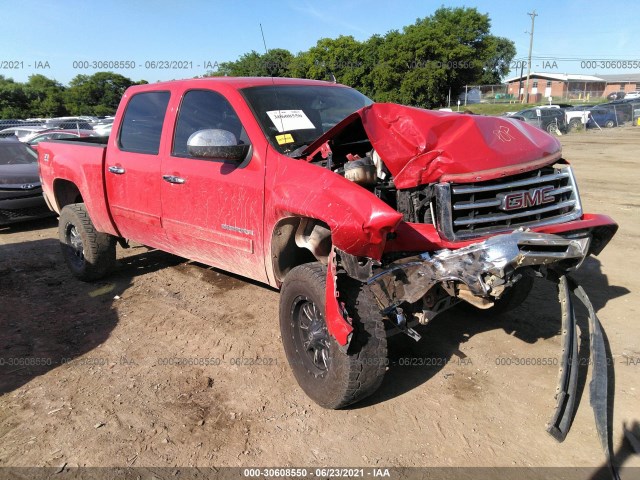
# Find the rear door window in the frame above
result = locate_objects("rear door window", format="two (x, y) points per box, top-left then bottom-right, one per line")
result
(119, 91), (170, 154)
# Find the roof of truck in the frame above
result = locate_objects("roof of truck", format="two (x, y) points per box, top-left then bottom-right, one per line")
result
(127, 76), (346, 93)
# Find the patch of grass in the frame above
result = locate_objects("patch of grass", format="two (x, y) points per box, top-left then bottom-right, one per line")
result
(462, 103), (535, 116)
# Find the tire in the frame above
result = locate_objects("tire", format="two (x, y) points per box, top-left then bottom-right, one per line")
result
(546, 122), (559, 135)
(279, 263), (388, 409)
(59, 203), (116, 281)
(604, 120), (615, 128)
(568, 119), (581, 132)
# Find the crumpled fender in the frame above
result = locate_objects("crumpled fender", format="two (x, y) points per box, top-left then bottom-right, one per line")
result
(304, 103), (563, 188)
(268, 157), (402, 260)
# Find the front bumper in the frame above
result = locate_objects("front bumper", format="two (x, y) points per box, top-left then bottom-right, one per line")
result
(0, 189), (53, 225)
(385, 213), (618, 257)
(369, 229), (595, 311)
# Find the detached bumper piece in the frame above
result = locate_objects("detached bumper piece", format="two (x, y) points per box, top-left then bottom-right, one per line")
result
(366, 230), (618, 477)
(550, 276), (619, 480)
(367, 229), (590, 311)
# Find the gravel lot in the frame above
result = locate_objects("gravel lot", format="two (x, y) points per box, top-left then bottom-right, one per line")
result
(0, 126), (639, 478)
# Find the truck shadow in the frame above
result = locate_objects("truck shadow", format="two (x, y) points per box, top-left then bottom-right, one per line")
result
(0, 240), (183, 396)
(0, 216), (58, 234)
(358, 256), (629, 410)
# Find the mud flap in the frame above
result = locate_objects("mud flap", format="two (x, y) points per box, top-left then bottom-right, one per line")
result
(548, 275), (619, 480)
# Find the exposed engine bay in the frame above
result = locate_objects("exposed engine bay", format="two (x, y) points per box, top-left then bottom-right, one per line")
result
(304, 118), (434, 226)
(298, 104), (618, 474)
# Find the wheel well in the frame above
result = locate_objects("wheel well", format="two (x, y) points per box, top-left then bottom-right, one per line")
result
(53, 179), (83, 211)
(271, 217), (332, 283)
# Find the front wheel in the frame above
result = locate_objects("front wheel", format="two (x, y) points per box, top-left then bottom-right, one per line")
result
(279, 263), (388, 409)
(59, 203), (116, 281)
(604, 120), (615, 128)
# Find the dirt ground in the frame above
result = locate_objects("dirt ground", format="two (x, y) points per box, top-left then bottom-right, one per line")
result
(0, 126), (639, 477)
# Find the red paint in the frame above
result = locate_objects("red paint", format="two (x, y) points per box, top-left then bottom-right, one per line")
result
(38, 78), (617, 348)
(325, 249), (354, 347)
(304, 103), (562, 188)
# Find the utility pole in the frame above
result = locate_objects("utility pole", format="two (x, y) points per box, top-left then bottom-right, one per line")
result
(523, 10), (537, 104)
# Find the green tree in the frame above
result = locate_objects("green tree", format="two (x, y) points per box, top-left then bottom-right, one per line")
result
(0, 77), (30, 118)
(24, 74), (67, 117)
(64, 72), (135, 116)
(477, 36), (517, 85)
(290, 36), (371, 89)
(368, 7), (514, 107)
(208, 48), (294, 77)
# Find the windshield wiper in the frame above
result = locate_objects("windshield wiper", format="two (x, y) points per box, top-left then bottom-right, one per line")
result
(286, 144), (309, 158)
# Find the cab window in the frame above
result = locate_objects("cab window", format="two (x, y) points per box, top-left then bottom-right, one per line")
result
(173, 90), (248, 157)
(119, 91), (170, 154)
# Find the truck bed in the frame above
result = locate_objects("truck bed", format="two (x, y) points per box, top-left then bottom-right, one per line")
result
(38, 138), (118, 236)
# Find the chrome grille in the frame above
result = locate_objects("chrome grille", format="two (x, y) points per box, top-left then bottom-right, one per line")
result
(435, 165), (583, 241)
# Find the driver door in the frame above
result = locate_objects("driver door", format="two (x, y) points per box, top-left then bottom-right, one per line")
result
(160, 88), (267, 282)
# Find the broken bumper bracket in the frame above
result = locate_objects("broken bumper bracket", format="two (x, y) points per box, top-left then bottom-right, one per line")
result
(547, 274), (580, 441)
(367, 229), (591, 312)
(549, 275), (619, 480)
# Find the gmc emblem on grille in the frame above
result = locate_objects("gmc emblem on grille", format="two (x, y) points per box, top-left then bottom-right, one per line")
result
(498, 186), (555, 211)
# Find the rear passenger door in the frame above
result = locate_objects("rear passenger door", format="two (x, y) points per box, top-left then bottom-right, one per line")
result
(105, 91), (171, 249)
(160, 88), (267, 282)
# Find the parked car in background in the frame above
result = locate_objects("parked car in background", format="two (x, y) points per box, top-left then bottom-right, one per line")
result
(607, 91), (626, 101)
(0, 138), (54, 225)
(598, 101), (636, 123)
(0, 126), (48, 140)
(0, 119), (25, 131)
(563, 106), (592, 131)
(587, 108), (620, 128)
(92, 118), (114, 136)
(510, 107), (567, 134)
(92, 124), (112, 136)
(624, 91), (640, 100)
(43, 118), (93, 130)
(566, 104), (596, 111)
(25, 129), (101, 151)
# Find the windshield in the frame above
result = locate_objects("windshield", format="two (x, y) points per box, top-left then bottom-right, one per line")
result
(0, 142), (38, 165)
(241, 85), (372, 154)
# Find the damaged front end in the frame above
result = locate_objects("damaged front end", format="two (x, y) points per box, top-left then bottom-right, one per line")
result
(367, 229), (590, 316)
(289, 100), (618, 467)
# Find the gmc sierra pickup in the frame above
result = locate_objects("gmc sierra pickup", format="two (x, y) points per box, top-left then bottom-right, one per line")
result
(38, 77), (618, 446)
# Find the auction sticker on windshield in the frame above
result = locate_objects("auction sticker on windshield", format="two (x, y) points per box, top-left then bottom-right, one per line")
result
(267, 110), (316, 132)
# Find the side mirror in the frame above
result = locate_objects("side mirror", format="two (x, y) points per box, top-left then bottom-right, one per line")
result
(187, 129), (250, 162)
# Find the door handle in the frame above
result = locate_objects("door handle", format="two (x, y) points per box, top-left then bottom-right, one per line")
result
(162, 175), (186, 184)
(108, 165), (125, 175)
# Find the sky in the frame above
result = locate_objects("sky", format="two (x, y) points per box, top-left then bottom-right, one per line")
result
(1, 0), (639, 85)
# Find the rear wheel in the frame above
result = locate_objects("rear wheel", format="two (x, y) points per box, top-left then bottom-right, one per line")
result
(604, 120), (615, 128)
(59, 203), (116, 281)
(279, 263), (388, 409)
(568, 119), (582, 132)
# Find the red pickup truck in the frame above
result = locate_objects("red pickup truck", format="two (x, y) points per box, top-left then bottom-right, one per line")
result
(38, 77), (617, 416)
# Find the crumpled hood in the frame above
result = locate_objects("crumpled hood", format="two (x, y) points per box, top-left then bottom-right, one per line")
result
(305, 103), (563, 189)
